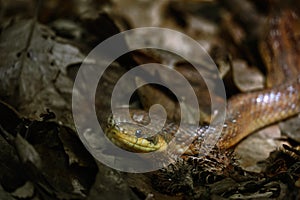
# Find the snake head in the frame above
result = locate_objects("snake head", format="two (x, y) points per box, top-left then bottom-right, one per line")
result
(105, 115), (167, 153)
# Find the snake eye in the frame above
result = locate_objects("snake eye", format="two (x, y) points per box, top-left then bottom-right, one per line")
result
(135, 129), (142, 138)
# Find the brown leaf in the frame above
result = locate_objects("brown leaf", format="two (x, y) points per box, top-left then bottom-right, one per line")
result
(23, 120), (98, 199)
(110, 0), (169, 28)
(0, 101), (27, 192)
(0, 19), (84, 128)
(87, 163), (139, 200)
(11, 181), (34, 199)
(234, 125), (285, 172)
(232, 59), (264, 92)
(14, 134), (42, 169)
(279, 114), (300, 143)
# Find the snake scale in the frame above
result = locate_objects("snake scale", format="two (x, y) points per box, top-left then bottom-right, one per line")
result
(105, 10), (300, 157)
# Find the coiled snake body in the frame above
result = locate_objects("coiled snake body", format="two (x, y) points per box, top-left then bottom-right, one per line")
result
(105, 10), (300, 157)
(105, 77), (300, 155)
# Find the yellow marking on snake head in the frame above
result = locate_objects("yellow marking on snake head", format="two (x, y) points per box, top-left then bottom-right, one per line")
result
(105, 122), (167, 153)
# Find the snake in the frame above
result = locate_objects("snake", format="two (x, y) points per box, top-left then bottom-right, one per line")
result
(104, 10), (300, 157)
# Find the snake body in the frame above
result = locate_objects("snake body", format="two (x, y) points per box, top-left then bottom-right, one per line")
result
(217, 77), (300, 149)
(105, 76), (300, 155)
(105, 10), (300, 156)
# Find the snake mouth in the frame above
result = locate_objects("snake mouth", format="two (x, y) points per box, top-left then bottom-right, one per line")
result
(105, 127), (167, 153)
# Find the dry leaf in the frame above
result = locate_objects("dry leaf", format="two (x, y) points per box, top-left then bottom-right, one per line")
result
(232, 59), (264, 92)
(11, 181), (34, 199)
(0, 19), (84, 128)
(14, 134), (42, 169)
(279, 114), (300, 143)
